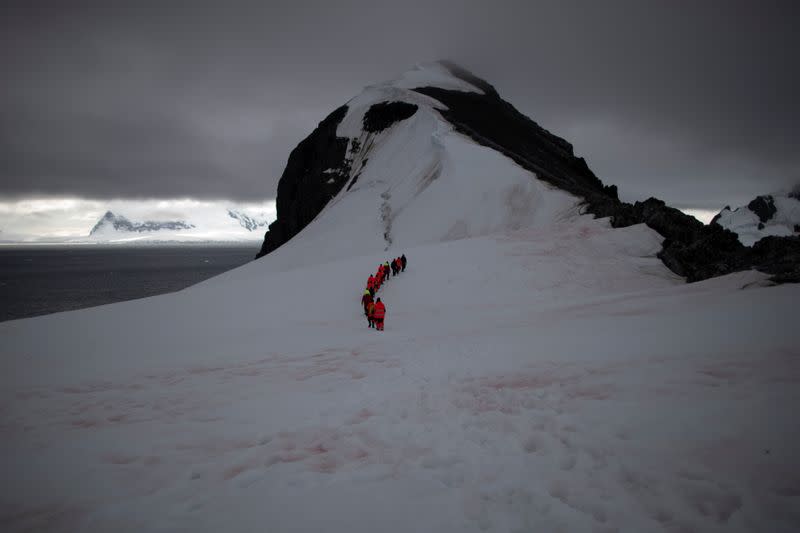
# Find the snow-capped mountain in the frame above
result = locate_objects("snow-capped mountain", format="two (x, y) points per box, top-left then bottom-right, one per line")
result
(711, 188), (800, 246)
(2, 63), (799, 533)
(256, 61), (799, 282)
(90, 211), (195, 235)
(86, 207), (272, 243)
(227, 209), (270, 232)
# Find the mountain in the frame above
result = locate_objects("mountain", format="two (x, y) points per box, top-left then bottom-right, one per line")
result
(711, 188), (800, 246)
(86, 208), (271, 243)
(227, 209), (270, 232)
(2, 63), (799, 532)
(256, 61), (799, 283)
(89, 211), (195, 235)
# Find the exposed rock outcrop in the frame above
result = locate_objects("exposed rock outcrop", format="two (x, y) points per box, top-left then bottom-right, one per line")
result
(363, 102), (418, 133)
(256, 106), (351, 258)
(747, 195), (778, 223)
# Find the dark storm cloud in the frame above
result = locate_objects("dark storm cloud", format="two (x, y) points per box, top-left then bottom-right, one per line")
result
(1, 0), (798, 208)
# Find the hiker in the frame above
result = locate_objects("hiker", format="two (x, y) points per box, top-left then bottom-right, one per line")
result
(401, 254), (407, 272)
(368, 274), (376, 291)
(394, 257), (401, 275)
(384, 261), (391, 279)
(373, 298), (386, 331)
(366, 300), (376, 328)
(361, 289), (373, 315)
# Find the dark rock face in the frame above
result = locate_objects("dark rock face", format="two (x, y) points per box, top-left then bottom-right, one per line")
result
(90, 211), (194, 235)
(363, 102), (418, 133)
(256, 106), (351, 259)
(749, 236), (800, 283)
(747, 195), (777, 223)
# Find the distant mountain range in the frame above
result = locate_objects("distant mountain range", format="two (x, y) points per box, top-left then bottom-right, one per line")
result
(90, 211), (195, 235)
(86, 208), (272, 243)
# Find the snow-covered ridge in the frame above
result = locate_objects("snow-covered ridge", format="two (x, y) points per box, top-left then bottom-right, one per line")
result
(712, 188), (800, 246)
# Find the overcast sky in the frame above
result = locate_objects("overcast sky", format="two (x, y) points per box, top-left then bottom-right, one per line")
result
(2, 0), (798, 214)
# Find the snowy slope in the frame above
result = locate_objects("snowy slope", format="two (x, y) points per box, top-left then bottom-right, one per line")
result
(713, 190), (800, 246)
(2, 221), (798, 533)
(1, 64), (799, 532)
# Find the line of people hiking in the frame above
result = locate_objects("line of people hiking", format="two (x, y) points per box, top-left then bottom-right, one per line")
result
(360, 254), (406, 331)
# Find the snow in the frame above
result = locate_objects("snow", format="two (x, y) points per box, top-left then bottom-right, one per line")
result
(1, 64), (799, 531)
(388, 62), (485, 94)
(2, 216), (798, 532)
(714, 192), (800, 246)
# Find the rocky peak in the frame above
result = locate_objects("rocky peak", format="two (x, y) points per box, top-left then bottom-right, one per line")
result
(254, 61), (799, 283)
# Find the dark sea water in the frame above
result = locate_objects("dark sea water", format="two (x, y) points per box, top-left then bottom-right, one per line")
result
(0, 245), (258, 322)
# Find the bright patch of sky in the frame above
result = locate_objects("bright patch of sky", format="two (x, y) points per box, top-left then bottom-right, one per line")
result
(0, 197), (276, 242)
(680, 208), (717, 224)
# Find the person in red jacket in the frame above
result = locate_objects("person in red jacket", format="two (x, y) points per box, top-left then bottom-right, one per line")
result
(373, 298), (386, 331)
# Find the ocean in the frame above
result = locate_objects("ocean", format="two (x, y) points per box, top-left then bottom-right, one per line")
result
(0, 245), (258, 322)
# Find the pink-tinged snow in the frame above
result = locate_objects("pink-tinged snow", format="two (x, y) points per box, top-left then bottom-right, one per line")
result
(1, 217), (798, 532)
